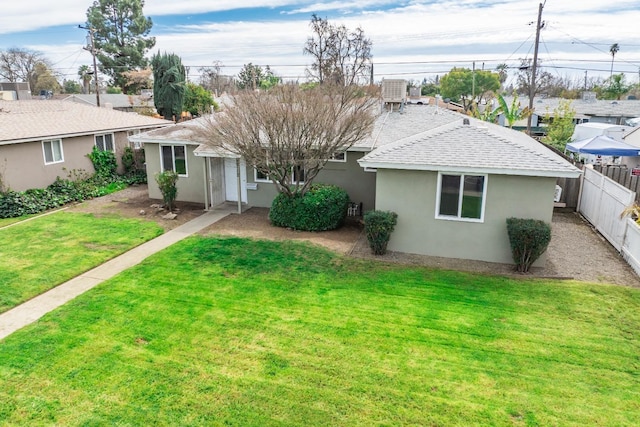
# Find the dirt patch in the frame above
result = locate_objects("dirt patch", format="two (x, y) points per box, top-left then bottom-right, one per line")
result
(201, 207), (363, 255)
(65, 184), (205, 231)
(68, 186), (640, 287)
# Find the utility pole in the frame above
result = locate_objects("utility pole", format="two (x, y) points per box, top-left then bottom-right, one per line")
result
(584, 70), (588, 91)
(526, 1), (545, 136)
(79, 25), (100, 107)
(472, 61), (476, 102)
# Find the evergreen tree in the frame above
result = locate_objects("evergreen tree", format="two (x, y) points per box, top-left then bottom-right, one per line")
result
(151, 52), (186, 121)
(183, 82), (216, 116)
(86, 0), (155, 93)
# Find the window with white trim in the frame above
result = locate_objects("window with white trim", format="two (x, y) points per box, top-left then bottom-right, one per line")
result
(292, 165), (306, 184)
(436, 173), (486, 221)
(160, 145), (187, 176)
(95, 133), (115, 152)
(128, 129), (142, 150)
(42, 139), (64, 164)
(254, 168), (270, 182)
(328, 151), (347, 162)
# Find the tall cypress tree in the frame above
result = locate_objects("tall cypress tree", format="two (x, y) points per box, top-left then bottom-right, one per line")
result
(151, 52), (186, 121)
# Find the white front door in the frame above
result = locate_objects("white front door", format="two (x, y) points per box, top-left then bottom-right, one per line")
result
(208, 157), (225, 207)
(224, 158), (247, 202)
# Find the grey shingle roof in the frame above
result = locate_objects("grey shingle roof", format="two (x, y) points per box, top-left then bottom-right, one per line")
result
(353, 104), (461, 150)
(131, 116), (213, 145)
(0, 100), (171, 144)
(359, 116), (581, 178)
(503, 97), (640, 119)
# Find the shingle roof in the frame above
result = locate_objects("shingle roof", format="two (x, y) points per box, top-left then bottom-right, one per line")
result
(353, 104), (461, 150)
(0, 100), (171, 144)
(503, 97), (640, 119)
(62, 94), (154, 109)
(130, 115), (238, 158)
(359, 116), (581, 178)
(130, 115), (213, 145)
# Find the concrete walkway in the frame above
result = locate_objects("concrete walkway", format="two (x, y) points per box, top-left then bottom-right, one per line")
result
(0, 208), (233, 341)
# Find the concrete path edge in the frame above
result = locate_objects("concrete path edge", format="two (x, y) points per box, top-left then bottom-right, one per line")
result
(0, 209), (231, 341)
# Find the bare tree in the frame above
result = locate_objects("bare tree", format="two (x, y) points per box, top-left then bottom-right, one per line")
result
(0, 48), (51, 90)
(200, 84), (378, 196)
(516, 58), (554, 98)
(199, 61), (234, 95)
(304, 14), (372, 86)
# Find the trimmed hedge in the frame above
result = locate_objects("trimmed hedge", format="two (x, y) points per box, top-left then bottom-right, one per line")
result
(364, 210), (398, 255)
(506, 217), (552, 273)
(269, 184), (350, 231)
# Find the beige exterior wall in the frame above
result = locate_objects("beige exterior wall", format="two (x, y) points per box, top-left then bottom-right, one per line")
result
(0, 130), (146, 192)
(246, 151), (376, 209)
(144, 142), (206, 205)
(1, 136), (95, 191)
(375, 169), (556, 264)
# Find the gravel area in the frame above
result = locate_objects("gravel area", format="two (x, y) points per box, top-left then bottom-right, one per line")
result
(350, 211), (640, 287)
(69, 185), (640, 287)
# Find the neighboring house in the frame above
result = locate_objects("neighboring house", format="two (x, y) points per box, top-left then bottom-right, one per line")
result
(497, 96), (640, 137)
(62, 93), (155, 113)
(0, 100), (171, 191)
(358, 116), (581, 264)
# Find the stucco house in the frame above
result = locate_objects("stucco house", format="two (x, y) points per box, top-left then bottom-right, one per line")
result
(0, 100), (171, 191)
(134, 85), (580, 265)
(358, 116), (581, 264)
(131, 97), (468, 213)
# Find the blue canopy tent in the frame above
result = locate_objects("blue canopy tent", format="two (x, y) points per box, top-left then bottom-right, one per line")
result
(566, 135), (640, 156)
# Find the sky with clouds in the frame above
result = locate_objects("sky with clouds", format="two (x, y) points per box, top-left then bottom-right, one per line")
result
(0, 0), (639, 88)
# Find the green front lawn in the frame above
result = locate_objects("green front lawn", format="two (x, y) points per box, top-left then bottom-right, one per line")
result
(0, 211), (163, 313)
(1, 236), (638, 425)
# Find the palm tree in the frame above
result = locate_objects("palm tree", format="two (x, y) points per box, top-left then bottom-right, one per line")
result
(609, 43), (620, 78)
(78, 65), (93, 94)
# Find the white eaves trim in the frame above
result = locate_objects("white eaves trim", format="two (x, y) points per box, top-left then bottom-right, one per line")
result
(129, 136), (201, 146)
(356, 161), (582, 179)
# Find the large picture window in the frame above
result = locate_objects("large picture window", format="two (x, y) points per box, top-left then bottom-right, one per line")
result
(95, 133), (114, 152)
(161, 145), (187, 176)
(42, 139), (63, 164)
(436, 173), (486, 221)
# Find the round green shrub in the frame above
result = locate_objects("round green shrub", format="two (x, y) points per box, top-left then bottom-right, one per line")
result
(269, 184), (350, 231)
(506, 217), (552, 273)
(364, 210), (398, 255)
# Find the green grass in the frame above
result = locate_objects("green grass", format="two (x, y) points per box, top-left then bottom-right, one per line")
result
(0, 211), (163, 313)
(0, 214), (37, 228)
(0, 236), (639, 425)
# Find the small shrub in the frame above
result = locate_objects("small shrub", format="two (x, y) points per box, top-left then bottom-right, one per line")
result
(506, 217), (552, 273)
(155, 170), (179, 211)
(88, 146), (118, 179)
(269, 184), (350, 231)
(122, 147), (136, 175)
(364, 210), (398, 255)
